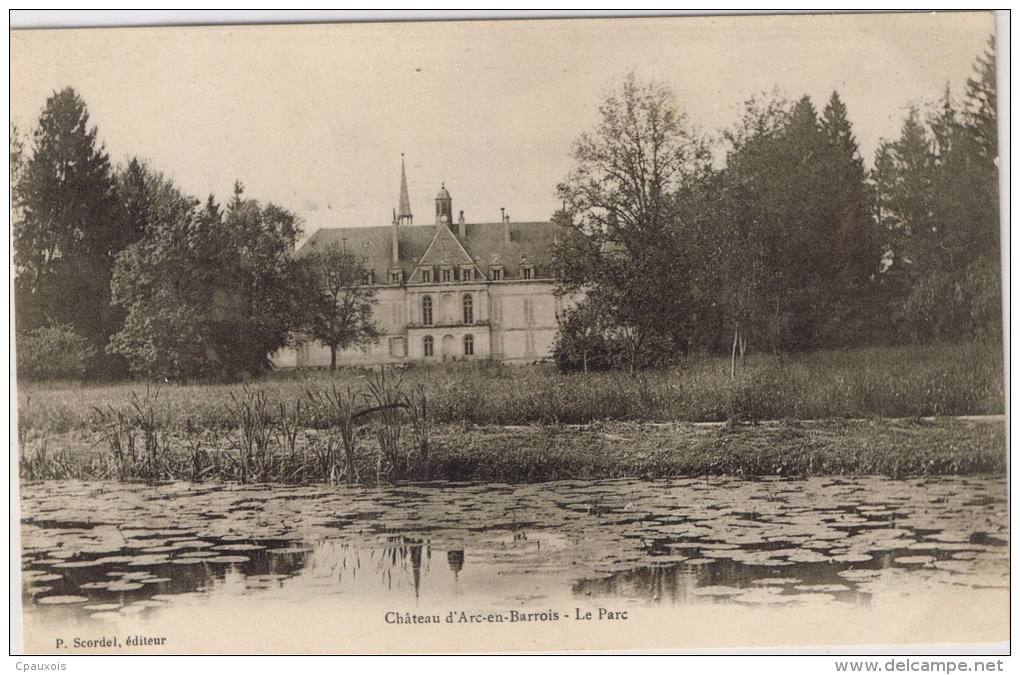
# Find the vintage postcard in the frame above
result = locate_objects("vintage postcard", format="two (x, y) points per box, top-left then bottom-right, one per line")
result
(10, 11), (1007, 657)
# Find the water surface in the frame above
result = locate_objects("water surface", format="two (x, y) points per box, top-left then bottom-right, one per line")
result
(20, 475), (1008, 628)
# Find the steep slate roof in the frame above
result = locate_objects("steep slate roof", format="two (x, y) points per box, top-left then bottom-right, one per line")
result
(397, 157), (413, 220)
(299, 221), (569, 282)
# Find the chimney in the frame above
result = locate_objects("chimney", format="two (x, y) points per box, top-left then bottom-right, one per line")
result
(502, 209), (511, 243)
(458, 210), (466, 239)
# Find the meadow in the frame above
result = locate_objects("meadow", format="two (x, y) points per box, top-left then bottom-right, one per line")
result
(16, 342), (1006, 483)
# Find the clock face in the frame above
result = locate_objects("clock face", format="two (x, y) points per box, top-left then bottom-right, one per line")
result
(441, 214), (449, 223)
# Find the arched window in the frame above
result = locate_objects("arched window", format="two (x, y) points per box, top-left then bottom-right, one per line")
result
(462, 294), (473, 324)
(423, 335), (434, 357)
(422, 296), (433, 326)
(463, 334), (474, 357)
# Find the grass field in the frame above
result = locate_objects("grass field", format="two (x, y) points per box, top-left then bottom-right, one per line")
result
(16, 342), (1006, 483)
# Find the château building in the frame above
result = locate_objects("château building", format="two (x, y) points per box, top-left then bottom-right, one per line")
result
(277, 159), (573, 367)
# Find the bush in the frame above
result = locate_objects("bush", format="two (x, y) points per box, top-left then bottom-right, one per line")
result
(16, 325), (96, 381)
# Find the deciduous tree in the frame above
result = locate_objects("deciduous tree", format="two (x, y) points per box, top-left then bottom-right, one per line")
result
(300, 242), (380, 370)
(554, 73), (711, 371)
(109, 179), (305, 380)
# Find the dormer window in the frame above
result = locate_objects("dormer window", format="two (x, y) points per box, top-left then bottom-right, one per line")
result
(490, 265), (503, 281)
(364, 269), (375, 285)
(421, 268), (433, 283)
(441, 266), (453, 283)
(389, 269), (403, 285)
(521, 265), (534, 280)
(461, 267), (474, 282)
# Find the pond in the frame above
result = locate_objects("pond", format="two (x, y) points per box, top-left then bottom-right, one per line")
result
(18, 476), (1009, 653)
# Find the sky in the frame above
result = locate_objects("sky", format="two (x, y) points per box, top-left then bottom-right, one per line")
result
(9, 11), (1000, 239)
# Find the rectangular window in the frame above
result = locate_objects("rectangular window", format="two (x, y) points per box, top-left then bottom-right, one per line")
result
(421, 268), (433, 283)
(462, 267), (473, 282)
(522, 267), (533, 280)
(391, 302), (402, 329)
(490, 266), (502, 281)
(389, 270), (403, 285)
(523, 297), (534, 324)
(442, 268), (453, 283)
(364, 269), (375, 285)
(388, 337), (405, 358)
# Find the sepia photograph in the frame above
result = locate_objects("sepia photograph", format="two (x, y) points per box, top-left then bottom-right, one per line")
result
(10, 10), (1007, 658)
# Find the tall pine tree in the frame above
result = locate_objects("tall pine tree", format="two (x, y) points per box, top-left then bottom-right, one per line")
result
(817, 91), (883, 345)
(13, 88), (129, 376)
(872, 36), (1001, 343)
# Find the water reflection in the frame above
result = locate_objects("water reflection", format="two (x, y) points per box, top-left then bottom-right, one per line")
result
(19, 476), (1008, 620)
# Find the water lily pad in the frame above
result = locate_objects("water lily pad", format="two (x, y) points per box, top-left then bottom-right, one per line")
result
(743, 559), (794, 567)
(106, 581), (145, 592)
(118, 604), (148, 614)
(751, 578), (801, 586)
(837, 569), (882, 581)
(212, 543), (266, 552)
(51, 559), (105, 569)
(92, 556), (135, 565)
(785, 551), (830, 563)
(84, 603), (123, 611)
(733, 591), (797, 604)
(833, 553), (873, 563)
(691, 586), (743, 596)
(37, 595), (89, 604)
(126, 555), (170, 567)
(793, 584), (852, 593)
(908, 541), (977, 552)
(204, 555), (250, 564)
(24, 585), (53, 595)
(894, 555), (936, 566)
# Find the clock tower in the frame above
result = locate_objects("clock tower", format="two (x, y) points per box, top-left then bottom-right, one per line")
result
(435, 183), (453, 227)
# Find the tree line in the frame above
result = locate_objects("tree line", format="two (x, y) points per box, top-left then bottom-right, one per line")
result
(12, 88), (377, 381)
(12, 38), (999, 381)
(553, 37), (1000, 372)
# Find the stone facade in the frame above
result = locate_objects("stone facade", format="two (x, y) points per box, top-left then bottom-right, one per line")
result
(276, 162), (573, 368)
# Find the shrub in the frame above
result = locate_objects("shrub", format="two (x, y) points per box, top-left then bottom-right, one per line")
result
(16, 325), (96, 381)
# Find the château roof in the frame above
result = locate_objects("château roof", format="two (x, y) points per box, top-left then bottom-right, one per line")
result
(299, 220), (570, 282)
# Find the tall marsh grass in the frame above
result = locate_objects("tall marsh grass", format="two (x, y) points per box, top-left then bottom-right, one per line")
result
(18, 342), (1004, 435)
(15, 342), (1004, 483)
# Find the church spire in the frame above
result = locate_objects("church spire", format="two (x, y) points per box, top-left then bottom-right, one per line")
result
(397, 154), (413, 225)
